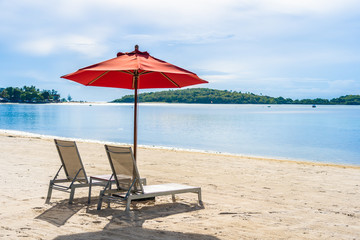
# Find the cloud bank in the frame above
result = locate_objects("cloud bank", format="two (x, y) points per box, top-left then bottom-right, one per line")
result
(0, 0), (359, 100)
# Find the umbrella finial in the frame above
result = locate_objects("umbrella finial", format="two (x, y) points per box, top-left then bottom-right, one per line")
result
(135, 45), (139, 51)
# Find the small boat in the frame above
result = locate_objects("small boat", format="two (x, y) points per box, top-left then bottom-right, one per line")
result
(312, 105), (316, 108)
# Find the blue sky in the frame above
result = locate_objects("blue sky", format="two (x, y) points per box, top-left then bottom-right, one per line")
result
(1, 0), (360, 101)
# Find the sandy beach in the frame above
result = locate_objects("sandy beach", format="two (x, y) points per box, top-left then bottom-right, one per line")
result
(0, 131), (359, 239)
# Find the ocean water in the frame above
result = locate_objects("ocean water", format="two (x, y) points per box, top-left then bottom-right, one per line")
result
(1, 103), (360, 165)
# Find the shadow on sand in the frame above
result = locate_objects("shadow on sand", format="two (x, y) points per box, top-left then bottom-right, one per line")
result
(37, 198), (219, 240)
(35, 199), (84, 227)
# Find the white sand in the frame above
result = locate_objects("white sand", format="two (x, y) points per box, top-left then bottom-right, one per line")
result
(0, 131), (359, 239)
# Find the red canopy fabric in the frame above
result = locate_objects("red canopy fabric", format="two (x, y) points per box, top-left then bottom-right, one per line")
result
(61, 49), (208, 89)
(61, 46), (208, 161)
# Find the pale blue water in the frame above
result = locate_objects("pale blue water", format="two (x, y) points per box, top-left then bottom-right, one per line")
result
(1, 103), (359, 165)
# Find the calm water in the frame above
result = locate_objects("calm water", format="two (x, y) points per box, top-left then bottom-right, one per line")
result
(1, 103), (360, 165)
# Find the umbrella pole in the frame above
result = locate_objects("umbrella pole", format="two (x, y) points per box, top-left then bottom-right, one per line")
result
(133, 72), (139, 161)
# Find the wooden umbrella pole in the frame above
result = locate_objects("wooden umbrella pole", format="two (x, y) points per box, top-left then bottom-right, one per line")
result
(133, 71), (139, 161)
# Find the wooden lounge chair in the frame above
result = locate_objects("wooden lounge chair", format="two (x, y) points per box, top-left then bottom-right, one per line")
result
(96, 145), (202, 211)
(46, 139), (111, 204)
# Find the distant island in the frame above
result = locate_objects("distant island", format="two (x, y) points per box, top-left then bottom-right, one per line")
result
(2, 86), (359, 105)
(0, 86), (64, 103)
(112, 88), (360, 105)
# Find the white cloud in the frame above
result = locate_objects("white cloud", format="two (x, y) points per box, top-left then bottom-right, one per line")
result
(4, 0), (360, 58)
(18, 38), (56, 56)
(16, 36), (104, 58)
(328, 79), (360, 91)
(202, 74), (240, 84)
(255, 0), (360, 15)
(64, 35), (109, 57)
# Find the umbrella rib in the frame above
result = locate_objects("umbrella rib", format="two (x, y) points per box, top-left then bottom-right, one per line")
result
(87, 71), (110, 85)
(160, 72), (180, 87)
(139, 71), (153, 76)
(118, 70), (134, 75)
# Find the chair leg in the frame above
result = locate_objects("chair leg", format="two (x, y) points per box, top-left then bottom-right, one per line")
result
(88, 180), (92, 204)
(45, 181), (53, 204)
(198, 190), (203, 205)
(107, 183), (112, 208)
(172, 194), (176, 202)
(125, 198), (131, 212)
(69, 186), (75, 204)
(97, 190), (104, 210)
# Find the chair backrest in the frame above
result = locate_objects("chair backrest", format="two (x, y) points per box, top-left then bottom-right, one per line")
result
(105, 145), (144, 193)
(54, 139), (88, 183)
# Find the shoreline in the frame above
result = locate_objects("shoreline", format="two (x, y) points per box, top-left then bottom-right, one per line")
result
(2, 102), (360, 106)
(1, 128), (359, 170)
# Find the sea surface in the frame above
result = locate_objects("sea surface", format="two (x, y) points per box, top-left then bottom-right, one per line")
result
(1, 103), (360, 165)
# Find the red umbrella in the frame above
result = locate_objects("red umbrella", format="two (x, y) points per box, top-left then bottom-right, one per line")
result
(61, 45), (208, 160)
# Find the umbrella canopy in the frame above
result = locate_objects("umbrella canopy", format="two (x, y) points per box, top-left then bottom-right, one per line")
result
(61, 45), (207, 89)
(61, 45), (208, 160)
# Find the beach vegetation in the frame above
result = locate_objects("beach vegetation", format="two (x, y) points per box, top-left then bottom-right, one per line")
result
(112, 88), (360, 105)
(0, 86), (61, 103)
